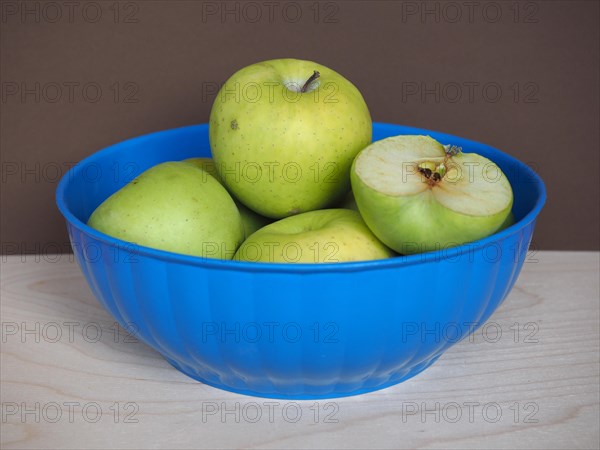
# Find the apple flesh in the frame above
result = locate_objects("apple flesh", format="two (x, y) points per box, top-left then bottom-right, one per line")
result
(209, 58), (372, 219)
(184, 157), (271, 238)
(351, 135), (513, 255)
(88, 162), (244, 259)
(234, 209), (395, 263)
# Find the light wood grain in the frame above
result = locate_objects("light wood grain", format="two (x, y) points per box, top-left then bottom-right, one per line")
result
(1, 251), (599, 449)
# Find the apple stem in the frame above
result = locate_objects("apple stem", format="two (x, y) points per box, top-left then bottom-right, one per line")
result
(301, 71), (320, 93)
(444, 144), (462, 157)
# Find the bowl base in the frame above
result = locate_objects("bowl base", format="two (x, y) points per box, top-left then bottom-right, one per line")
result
(164, 354), (442, 400)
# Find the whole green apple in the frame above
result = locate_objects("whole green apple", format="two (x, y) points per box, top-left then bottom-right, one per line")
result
(234, 209), (395, 263)
(351, 135), (513, 255)
(184, 157), (272, 237)
(209, 58), (372, 219)
(88, 162), (244, 259)
(337, 190), (358, 211)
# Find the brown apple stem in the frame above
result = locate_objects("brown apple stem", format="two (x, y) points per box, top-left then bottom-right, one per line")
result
(301, 71), (320, 93)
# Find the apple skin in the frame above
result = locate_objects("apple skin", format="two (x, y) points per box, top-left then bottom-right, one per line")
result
(234, 209), (395, 263)
(499, 211), (516, 231)
(338, 190), (358, 211)
(209, 58), (372, 219)
(184, 157), (271, 237)
(87, 162), (244, 259)
(350, 136), (513, 255)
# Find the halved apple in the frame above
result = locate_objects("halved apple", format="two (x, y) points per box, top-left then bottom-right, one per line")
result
(350, 135), (513, 255)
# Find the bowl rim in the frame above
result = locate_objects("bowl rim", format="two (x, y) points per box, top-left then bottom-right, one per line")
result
(56, 122), (547, 274)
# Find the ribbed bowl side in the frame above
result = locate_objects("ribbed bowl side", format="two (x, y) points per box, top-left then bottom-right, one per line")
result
(59, 122), (546, 399)
(66, 219), (537, 399)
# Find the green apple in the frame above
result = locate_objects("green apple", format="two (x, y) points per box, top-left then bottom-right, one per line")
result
(184, 157), (271, 237)
(182, 157), (218, 178)
(234, 209), (395, 263)
(351, 135), (513, 255)
(88, 162), (244, 259)
(337, 190), (358, 211)
(499, 211), (516, 231)
(209, 58), (372, 219)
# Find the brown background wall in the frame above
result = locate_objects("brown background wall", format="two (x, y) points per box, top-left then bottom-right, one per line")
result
(1, 0), (598, 253)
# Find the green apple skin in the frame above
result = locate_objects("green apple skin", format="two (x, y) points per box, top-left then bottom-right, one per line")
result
(88, 162), (244, 259)
(351, 136), (513, 255)
(209, 58), (372, 219)
(234, 209), (395, 263)
(499, 211), (516, 231)
(338, 190), (358, 211)
(236, 203), (272, 238)
(184, 157), (272, 237)
(183, 157), (220, 179)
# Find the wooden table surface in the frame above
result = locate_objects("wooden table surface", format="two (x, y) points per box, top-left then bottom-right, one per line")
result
(1, 251), (598, 449)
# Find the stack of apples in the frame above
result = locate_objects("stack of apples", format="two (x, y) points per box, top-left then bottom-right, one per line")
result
(88, 59), (514, 263)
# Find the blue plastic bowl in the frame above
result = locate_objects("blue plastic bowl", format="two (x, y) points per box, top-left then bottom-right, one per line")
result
(56, 123), (546, 399)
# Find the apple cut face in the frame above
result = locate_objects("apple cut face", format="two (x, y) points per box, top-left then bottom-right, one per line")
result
(351, 135), (513, 255)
